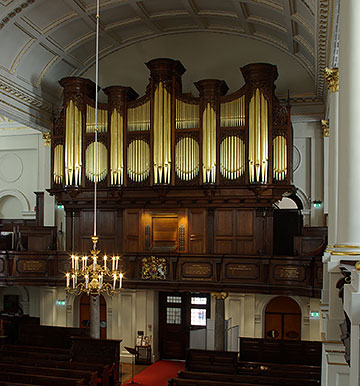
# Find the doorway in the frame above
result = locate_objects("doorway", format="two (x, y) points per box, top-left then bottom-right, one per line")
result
(79, 294), (107, 339)
(159, 292), (210, 359)
(265, 296), (301, 340)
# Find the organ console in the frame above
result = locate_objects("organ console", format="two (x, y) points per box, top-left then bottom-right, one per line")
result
(51, 58), (292, 190)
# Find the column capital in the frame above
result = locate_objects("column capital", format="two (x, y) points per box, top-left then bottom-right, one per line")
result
(325, 67), (339, 93)
(42, 132), (51, 146)
(321, 119), (329, 137)
(211, 292), (228, 300)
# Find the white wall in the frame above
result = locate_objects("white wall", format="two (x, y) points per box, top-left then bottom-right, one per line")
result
(292, 120), (324, 226)
(0, 128), (54, 224)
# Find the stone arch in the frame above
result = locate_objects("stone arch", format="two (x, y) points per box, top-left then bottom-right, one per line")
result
(255, 294), (309, 340)
(0, 189), (30, 212)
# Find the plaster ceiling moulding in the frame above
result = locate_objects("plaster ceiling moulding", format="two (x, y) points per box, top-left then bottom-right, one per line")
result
(153, 18), (199, 33)
(0, 1), (17, 6)
(203, 17), (245, 32)
(294, 20), (314, 48)
(246, 2), (284, 19)
(0, 23), (34, 70)
(197, 10), (238, 19)
(20, 0), (76, 33)
(15, 42), (56, 86)
(99, 3), (138, 25)
(292, 13), (314, 37)
(249, 0), (284, 13)
(297, 0), (315, 17)
(294, 34), (314, 58)
(194, 0), (237, 13)
(140, 0), (185, 15)
(69, 35), (111, 65)
(49, 18), (93, 49)
(0, 76), (53, 112)
(315, 0), (330, 97)
(111, 21), (155, 42)
(0, 0), (35, 31)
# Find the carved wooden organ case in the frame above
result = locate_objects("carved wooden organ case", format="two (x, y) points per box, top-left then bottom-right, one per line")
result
(51, 59), (292, 191)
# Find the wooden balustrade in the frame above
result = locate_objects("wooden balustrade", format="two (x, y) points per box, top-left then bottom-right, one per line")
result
(0, 251), (322, 297)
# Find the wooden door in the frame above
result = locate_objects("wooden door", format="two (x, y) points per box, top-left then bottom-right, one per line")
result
(159, 292), (210, 359)
(159, 292), (187, 359)
(79, 294), (107, 339)
(265, 296), (301, 341)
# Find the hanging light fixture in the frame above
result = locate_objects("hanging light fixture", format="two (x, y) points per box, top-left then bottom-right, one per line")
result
(65, 0), (123, 296)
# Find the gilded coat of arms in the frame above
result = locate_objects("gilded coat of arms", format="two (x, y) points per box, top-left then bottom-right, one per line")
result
(141, 256), (167, 280)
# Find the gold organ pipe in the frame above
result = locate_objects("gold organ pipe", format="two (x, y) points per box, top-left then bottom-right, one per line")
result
(53, 144), (64, 184)
(110, 108), (124, 185)
(248, 89), (268, 183)
(127, 140), (150, 182)
(175, 137), (200, 180)
(153, 82), (171, 184)
(86, 104), (108, 133)
(127, 101), (150, 131)
(85, 142), (108, 182)
(65, 100), (82, 186)
(219, 136), (246, 179)
(176, 99), (199, 129)
(220, 96), (246, 127)
(272, 136), (287, 181)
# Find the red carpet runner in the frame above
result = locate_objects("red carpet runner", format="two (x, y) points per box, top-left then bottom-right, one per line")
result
(121, 360), (185, 386)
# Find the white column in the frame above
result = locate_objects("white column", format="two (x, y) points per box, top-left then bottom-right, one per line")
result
(337, 0), (360, 245)
(327, 92), (339, 245)
(90, 295), (100, 339)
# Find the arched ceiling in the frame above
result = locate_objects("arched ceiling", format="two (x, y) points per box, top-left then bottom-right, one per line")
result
(0, 0), (333, 131)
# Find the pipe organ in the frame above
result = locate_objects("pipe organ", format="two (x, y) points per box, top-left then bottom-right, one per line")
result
(52, 60), (292, 189)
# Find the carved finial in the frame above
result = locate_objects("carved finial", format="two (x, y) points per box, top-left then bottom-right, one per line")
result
(42, 132), (51, 146)
(321, 119), (329, 137)
(324, 67), (339, 92)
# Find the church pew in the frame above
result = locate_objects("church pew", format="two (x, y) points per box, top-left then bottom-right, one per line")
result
(0, 347), (71, 361)
(168, 378), (272, 386)
(0, 363), (97, 386)
(176, 370), (320, 386)
(0, 356), (110, 386)
(0, 372), (85, 386)
(237, 360), (321, 373)
(185, 349), (238, 373)
(1, 343), (70, 355)
(0, 382), (41, 386)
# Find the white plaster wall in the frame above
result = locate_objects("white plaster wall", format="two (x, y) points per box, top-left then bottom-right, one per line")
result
(0, 128), (54, 224)
(226, 293), (322, 341)
(292, 120), (324, 226)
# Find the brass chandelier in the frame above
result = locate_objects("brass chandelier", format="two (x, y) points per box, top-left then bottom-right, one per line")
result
(65, 0), (123, 296)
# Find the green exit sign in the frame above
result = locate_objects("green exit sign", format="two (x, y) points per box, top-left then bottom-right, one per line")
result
(310, 311), (320, 319)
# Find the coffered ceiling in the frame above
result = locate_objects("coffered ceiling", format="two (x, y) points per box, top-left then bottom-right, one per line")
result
(0, 0), (335, 131)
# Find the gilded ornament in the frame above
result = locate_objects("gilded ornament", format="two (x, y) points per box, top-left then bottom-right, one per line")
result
(141, 256), (167, 280)
(42, 132), (51, 146)
(211, 292), (228, 300)
(321, 119), (329, 137)
(355, 261), (360, 271)
(324, 68), (339, 92)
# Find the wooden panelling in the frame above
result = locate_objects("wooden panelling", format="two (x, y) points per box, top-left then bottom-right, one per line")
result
(215, 209), (255, 254)
(188, 209), (205, 253)
(236, 210), (253, 236)
(123, 210), (140, 252)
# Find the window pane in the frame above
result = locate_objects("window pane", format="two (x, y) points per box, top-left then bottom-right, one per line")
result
(191, 308), (207, 326)
(167, 296), (182, 303)
(167, 307), (181, 324)
(191, 296), (207, 305)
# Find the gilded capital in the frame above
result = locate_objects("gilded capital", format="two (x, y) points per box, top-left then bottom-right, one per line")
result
(321, 119), (329, 137)
(211, 292), (228, 300)
(42, 132), (51, 146)
(324, 67), (339, 92)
